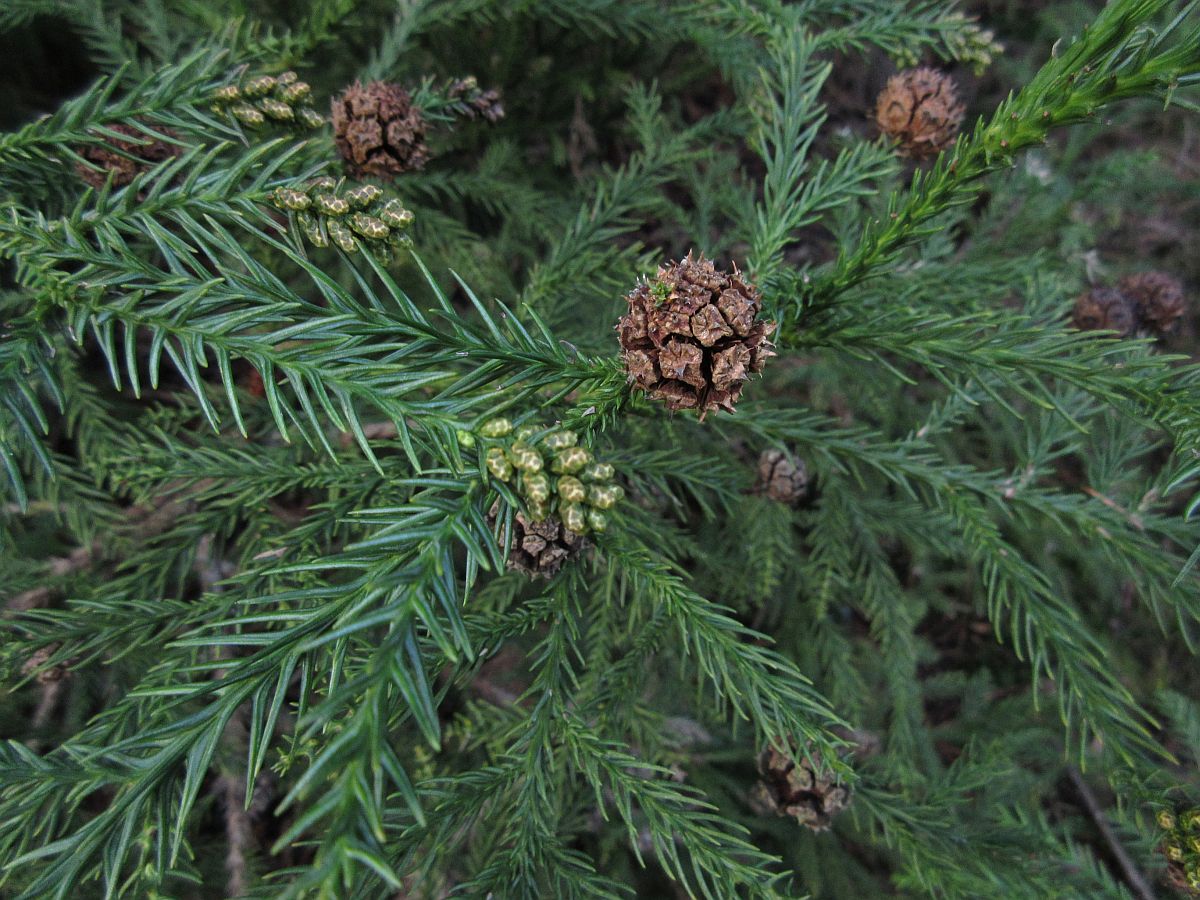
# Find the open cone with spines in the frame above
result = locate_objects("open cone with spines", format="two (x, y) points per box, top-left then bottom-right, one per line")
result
(332, 81), (429, 178)
(875, 68), (965, 159)
(617, 253), (775, 419)
(750, 741), (850, 832)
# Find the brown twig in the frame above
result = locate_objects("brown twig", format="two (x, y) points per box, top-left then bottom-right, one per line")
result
(1066, 766), (1157, 900)
(221, 774), (252, 899)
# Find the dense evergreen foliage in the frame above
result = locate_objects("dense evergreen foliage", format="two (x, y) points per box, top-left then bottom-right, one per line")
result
(2, 0), (1200, 896)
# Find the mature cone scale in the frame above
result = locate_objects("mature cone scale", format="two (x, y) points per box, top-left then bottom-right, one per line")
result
(751, 742), (849, 832)
(875, 67), (965, 159)
(332, 81), (429, 178)
(1072, 286), (1138, 336)
(1119, 271), (1187, 335)
(617, 253), (775, 418)
(755, 449), (810, 506)
(488, 503), (589, 578)
(74, 122), (179, 188)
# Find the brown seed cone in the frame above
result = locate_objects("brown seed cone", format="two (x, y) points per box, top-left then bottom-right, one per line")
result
(754, 449), (810, 506)
(446, 77), (505, 124)
(1072, 286), (1138, 336)
(74, 122), (180, 188)
(617, 252), (775, 418)
(21, 644), (68, 684)
(1119, 271), (1187, 335)
(875, 68), (965, 159)
(489, 503), (589, 578)
(332, 81), (429, 178)
(1165, 856), (1200, 897)
(751, 742), (849, 832)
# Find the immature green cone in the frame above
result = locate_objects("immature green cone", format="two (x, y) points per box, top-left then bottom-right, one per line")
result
(875, 68), (965, 159)
(211, 72), (324, 132)
(332, 81), (429, 178)
(617, 253), (775, 418)
(477, 418), (624, 539)
(1160, 805), (1200, 896)
(270, 177), (415, 260)
(750, 742), (850, 832)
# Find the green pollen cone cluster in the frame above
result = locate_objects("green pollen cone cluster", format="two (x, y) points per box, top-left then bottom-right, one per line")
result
(210, 71), (326, 130)
(1160, 808), (1200, 894)
(270, 177), (415, 262)
(479, 418), (623, 535)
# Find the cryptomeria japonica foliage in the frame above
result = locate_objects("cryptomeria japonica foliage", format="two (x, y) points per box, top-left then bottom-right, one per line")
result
(2, 0), (1200, 897)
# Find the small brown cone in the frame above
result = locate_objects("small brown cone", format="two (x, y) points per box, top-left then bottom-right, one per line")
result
(1072, 286), (1138, 336)
(875, 68), (965, 159)
(751, 742), (849, 832)
(445, 77), (506, 124)
(617, 253), (775, 418)
(21, 645), (68, 684)
(74, 122), (179, 189)
(489, 503), (589, 578)
(1119, 271), (1186, 336)
(754, 449), (810, 506)
(332, 81), (429, 178)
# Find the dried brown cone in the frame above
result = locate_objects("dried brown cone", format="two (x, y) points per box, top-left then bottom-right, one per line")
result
(1072, 286), (1138, 336)
(332, 81), (429, 178)
(21, 644), (68, 684)
(489, 503), (589, 578)
(446, 77), (505, 124)
(1166, 858), (1200, 897)
(754, 449), (810, 506)
(750, 742), (849, 832)
(617, 252), (775, 418)
(74, 122), (180, 189)
(1119, 271), (1187, 335)
(875, 68), (965, 159)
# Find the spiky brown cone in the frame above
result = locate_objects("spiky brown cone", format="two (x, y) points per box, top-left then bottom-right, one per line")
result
(489, 503), (589, 578)
(751, 742), (849, 832)
(1072, 286), (1138, 336)
(875, 68), (965, 159)
(755, 449), (810, 506)
(74, 122), (179, 188)
(332, 81), (429, 178)
(617, 253), (775, 418)
(1119, 271), (1187, 335)
(446, 77), (505, 123)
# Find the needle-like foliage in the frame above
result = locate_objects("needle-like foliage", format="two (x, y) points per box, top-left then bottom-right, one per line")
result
(2, 1), (1200, 897)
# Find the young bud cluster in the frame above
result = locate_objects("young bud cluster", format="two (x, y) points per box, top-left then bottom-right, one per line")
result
(270, 177), (415, 263)
(1159, 806), (1200, 895)
(211, 71), (325, 131)
(479, 418), (624, 538)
